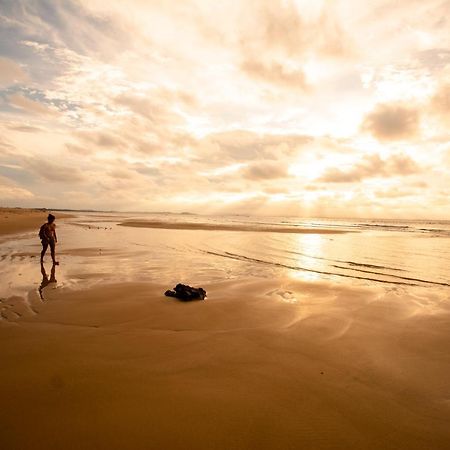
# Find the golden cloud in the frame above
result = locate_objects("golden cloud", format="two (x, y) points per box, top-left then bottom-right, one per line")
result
(319, 153), (420, 183)
(430, 83), (450, 125)
(7, 93), (56, 116)
(0, 57), (28, 87)
(362, 103), (420, 141)
(241, 161), (290, 180)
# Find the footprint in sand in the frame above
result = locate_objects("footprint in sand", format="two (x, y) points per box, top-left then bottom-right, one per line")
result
(275, 289), (298, 303)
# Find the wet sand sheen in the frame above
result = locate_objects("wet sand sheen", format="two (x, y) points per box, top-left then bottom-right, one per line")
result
(118, 220), (352, 234)
(1, 278), (449, 449)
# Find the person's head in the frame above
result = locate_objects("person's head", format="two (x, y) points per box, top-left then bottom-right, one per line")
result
(47, 214), (56, 223)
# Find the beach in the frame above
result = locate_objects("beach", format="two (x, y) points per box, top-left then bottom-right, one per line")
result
(1, 211), (449, 449)
(0, 208), (74, 244)
(2, 0), (449, 448)
(0, 208), (71, 240)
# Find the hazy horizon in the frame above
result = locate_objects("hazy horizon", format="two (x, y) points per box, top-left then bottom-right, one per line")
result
(1, 1), (449, 219)
(5, 205), (450, 224)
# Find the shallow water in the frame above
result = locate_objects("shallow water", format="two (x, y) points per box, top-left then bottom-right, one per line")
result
(0, 212), (449, 307)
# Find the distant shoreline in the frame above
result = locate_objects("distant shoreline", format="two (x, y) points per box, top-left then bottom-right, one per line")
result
(2, 207), (449, 224)
(0, 208), (73, 239)
(118, 220), (352, 234)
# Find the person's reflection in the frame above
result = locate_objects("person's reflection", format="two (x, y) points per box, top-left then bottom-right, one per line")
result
(39, 262), (57, 300)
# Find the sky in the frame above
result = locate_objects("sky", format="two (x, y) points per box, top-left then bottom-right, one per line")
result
(0, 0), (449, 218)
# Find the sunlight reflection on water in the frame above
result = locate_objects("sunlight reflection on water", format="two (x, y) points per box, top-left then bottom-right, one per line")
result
(287, 234), (324, 282)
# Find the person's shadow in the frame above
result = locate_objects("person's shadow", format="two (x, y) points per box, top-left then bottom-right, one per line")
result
(39, 262), (57, 300)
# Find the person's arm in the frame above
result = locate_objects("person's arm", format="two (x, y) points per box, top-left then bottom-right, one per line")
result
(54, 225), (57, 243)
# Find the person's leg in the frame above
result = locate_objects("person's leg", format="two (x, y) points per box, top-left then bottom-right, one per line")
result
(49, 239), (58, 265)
(40, 240), (48, 262)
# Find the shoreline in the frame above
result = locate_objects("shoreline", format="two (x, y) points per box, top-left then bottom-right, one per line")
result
(118, 220), (353, 234)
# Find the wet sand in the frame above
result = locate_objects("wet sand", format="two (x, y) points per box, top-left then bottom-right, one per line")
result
(1, 214), (450, 449)
(118, 219), (351, 234)
(1, 278), (450, 449)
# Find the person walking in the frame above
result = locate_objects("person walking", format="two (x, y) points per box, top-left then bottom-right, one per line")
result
(39, 214), (59, 265)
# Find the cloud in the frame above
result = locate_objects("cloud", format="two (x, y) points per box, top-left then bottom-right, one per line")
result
(76, 129), (126, 149)
(24, 158), (85, 183)
(416, 49), (450, 72)
(0, 57), (27, 87)
(7, 93), (55, 116)
(241, 161), (290, 180)
(241, 59), (308, 91)
(237, 0), (352, 89)
(430, 83), (450, 125)
(362, 103), (420, 141)
(6, 123), (43, 133)
(131, 162), (160, 177)
(0, 175), (34, 199)
(240, 0), (352, 59)
(375, 186), (420, 198)
(319, 153), (420, 183)
(197, 130), (311, 164)
(71, 117), (187, 157)
(0, 0), (129, 59)
(115, 93), (183, 126)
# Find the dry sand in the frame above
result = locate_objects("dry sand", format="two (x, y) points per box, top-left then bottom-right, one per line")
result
(118, 220), (351, 234)
(1, 277), (449, 450)
(0, 207), (72, 239)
